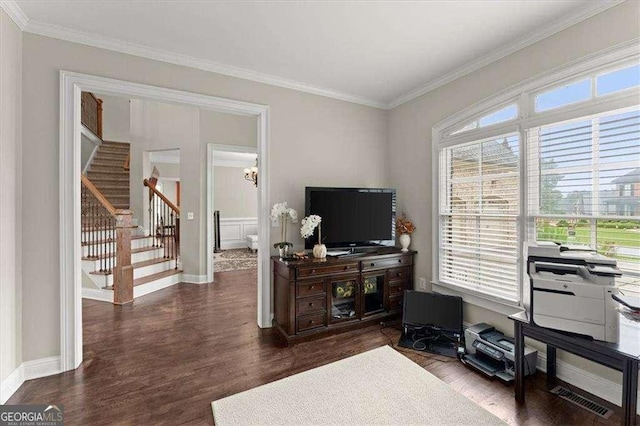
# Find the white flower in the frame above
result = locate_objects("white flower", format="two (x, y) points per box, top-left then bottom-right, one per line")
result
(300, 215), (322, 239)
(289, 208), (298, 223)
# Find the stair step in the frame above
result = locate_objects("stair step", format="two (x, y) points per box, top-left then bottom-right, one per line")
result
(92, 257), (177, 285)
(82, 246), (160, 260)
(82, 234), (151, 246)
(88, 166), (128, 174)
(90, 164), (127, 172)
(102, 141), (130, 147)
(133, 269), (182, 287)
(89, 257), (173, 276)
(87, 177), (130, 184)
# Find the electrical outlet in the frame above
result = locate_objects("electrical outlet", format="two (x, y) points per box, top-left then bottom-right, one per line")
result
(187, 212), (194, 220)
(419, 277), (427, 290)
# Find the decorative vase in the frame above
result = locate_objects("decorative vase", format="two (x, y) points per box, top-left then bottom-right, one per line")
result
(399, 233), (411, 252)
(278, 245), (289, 259)
(313, 244), (327, 259)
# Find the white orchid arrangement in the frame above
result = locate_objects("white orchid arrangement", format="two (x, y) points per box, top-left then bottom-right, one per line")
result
(270, 202), (298, 248)
(300, 215), (322, 243)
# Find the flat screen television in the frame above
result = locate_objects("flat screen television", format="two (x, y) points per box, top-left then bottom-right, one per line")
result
(402, 290), (463, 335)
(304, 187), (396, 250)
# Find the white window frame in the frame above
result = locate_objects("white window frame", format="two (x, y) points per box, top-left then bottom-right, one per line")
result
(432, 41), (640, 311)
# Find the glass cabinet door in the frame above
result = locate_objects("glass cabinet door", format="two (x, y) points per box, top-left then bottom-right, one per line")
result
(329, 277), (359, 323)
(362, 273), (385, 316)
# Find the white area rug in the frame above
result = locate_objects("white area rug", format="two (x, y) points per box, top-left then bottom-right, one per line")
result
(211, 345), (505, 425)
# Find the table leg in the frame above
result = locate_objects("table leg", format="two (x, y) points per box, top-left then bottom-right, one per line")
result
(622, 359), (638, 426)
(514, 321), (525, 403)
(546, 345), (557, 389)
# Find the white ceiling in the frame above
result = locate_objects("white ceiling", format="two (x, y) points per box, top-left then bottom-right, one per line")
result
(5, 0), (621, 108)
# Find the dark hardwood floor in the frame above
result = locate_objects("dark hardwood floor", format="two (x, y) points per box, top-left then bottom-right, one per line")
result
(8, 269), (630, 425)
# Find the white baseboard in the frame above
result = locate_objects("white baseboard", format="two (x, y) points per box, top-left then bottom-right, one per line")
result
(0, 356), (62, 404)
(536, 352), (639, 413)
(220, 241), (250, 250)
(82, 287), (112, 302)
(0, 364), (24, 404)
(182, 274), (209, 284)
(24, 356), (62, 381)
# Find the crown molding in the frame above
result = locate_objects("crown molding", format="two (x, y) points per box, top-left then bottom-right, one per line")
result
(5, 0), (626, 110)
(0, 0), (28, 30)
(387, 0), (628, 109)
(21, 19), (387, 110)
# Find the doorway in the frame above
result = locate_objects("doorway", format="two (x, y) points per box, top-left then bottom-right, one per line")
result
(207, 144), (259, 281)
(60, 71), (271, 372)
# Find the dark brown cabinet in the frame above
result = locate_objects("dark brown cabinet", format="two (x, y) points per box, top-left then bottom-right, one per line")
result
(273, 248), (415, 344)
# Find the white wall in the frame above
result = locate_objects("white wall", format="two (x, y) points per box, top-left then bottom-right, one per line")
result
(387, 1), (639, 387)
(99, 94), (130, 142)
(200, 109), (257, 147)
(0, 7), (23, 388)
(157, 180), (178, 206)
(20, 33), (388, 362)
(214, 166), (258, 218)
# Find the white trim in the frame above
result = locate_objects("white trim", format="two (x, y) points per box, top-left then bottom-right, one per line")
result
(207, 144), (259, 283)
(5, 0), (624, 110)
(81, 287), (112, 302)
(388, 0), (627, 108)
(80, 124), (101, 174)
(433, 283), (521, 317)
(219, 217), (258, 250)
(23, 356), (62, 381)
(22, 18), (385, 109)
(182, 274), (209, 284)
(60, 71), (271, 375)
(0, 365), (24, 404)
(0, 0), (28, 30)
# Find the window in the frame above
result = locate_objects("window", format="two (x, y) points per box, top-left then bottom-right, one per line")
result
(451, 104), (518, 135)
(434, 49), (640, 306)
(527, 108), (640, 294)
(439, 135), (520, 301)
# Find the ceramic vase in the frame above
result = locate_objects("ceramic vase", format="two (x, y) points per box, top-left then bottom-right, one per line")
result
(278, 245), (289, 259)
(399, 233), (411, 252)
(313, 244), (327, 259)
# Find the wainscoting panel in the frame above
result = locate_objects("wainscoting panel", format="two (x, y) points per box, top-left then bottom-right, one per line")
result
(219, 217), (258, 249)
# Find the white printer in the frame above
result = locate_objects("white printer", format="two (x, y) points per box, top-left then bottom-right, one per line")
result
(525, 242), (622, 343)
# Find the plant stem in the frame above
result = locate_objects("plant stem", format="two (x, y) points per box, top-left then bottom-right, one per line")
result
(318, 223), (322, 245)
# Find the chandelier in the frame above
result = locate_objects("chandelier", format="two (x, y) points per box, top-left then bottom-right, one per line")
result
(244, 159), (258, 187)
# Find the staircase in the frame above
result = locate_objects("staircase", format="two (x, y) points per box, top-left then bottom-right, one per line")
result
(81, 146), (181, 304)
(85, 141), (131, 210)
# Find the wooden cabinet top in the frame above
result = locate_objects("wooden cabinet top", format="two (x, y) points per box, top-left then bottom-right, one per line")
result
(272, 247), (416, 268)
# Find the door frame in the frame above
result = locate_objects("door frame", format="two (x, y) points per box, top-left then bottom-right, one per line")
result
(206, 144), (258, 283)
(60, 71), (271, 372)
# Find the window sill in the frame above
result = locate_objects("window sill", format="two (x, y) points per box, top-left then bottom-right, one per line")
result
(431, 282), (523, 317)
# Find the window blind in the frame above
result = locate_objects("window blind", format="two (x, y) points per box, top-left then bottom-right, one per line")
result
(527, 107), (640, 284)
(439, 134), (520, 302)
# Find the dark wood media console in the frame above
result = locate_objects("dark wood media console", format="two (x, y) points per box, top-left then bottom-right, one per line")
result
(272, 248), (416, 344)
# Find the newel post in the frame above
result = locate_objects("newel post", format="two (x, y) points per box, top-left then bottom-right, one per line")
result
(113, 209), (133, 305)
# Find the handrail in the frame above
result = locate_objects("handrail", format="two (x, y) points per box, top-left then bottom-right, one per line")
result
(143, 178), (180, 215)
(81, 174), (117, 216)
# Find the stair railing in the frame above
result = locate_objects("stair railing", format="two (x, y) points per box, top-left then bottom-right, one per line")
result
(81, 175), (133, 304)
(81, 92), (103, 139)
(144, 179), (180, 270)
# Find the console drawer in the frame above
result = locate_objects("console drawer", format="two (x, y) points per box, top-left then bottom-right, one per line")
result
(296, 312), (326, 333)
(296, 295), (326, 316)
(387, 266), (411, 281)
(298, 263), (358, 279)
(297, 280), (326, 299)
(389, 295), (404, 312)
(389, 279), (410, 296)
(362, 256), (412, 271)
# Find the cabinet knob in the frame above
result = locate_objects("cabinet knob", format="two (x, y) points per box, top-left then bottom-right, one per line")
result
(345, 266), (350, 270)
(311, 269), (316, 273)
(309, 320), (315, 324)
(370, 263), (375, 267)
(398, 259), (402, 263)
(310, 285), (316, 290)
(309, 302), (314, 307)
(397, 272), (403, 277)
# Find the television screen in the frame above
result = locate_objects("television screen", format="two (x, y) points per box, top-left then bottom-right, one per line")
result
(402, 290), (463, 334)
(305, 187), (396, 249)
